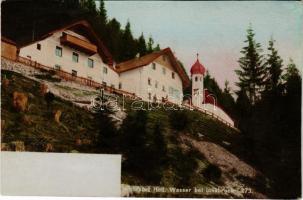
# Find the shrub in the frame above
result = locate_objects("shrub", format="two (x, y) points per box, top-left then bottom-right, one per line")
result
(202, 164), (222, 183)
(169, 110), (189, 131)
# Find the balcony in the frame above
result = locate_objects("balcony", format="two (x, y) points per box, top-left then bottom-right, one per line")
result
(60, 33), (97, 54)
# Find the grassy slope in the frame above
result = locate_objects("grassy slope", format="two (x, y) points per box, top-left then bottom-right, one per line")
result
(1, 70), (100, 153)
(1, 69), (265, 198)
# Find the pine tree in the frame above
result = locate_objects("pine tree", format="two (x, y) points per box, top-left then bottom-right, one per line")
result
(106, 18), (122, 60)
(153, 44), (161, 51)
(136, 33), (147, 56)
(121, 21), (136, 60)
(224, 80), (231, 94)
(235, 25), (266, 104)
(98, 0), (107, 25)
(146, 120), (167, 183)
(283, 59), (301, 96)
(147, 36), (154, 53)
(264, 38), (283, 94)
(121, 110), (149, 172)
(82, 0), (97, 15)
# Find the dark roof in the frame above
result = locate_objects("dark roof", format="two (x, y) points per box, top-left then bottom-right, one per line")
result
(19, 20), (113, 65)
(3, 19), (113, 66)
(116, 48), (190, 87)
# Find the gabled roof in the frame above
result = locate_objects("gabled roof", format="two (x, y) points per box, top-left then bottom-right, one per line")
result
(1, 36), (16, 45)
(116, 48), (190, 87)
(18, 20), (113, 66)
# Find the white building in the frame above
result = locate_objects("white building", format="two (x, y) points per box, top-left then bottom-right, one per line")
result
(18, 20), (119, 88)
(116, 48), (190, 104)
(4, 19), (234, 126)
(15, 20), (190, 104)
(190, 55), (235, 126)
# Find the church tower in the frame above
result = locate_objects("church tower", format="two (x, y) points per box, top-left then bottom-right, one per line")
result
(190, 54), (206, 108)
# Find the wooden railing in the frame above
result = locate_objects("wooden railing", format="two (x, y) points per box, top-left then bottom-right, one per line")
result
(16, 56), (136, 98)
(10, 55), (236, 129)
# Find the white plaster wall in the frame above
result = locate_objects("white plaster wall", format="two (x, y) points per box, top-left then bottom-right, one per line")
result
(119, 60), (184, 104)
(191, 74), (204, 107)
(119, 68), (143, 97)
(143, 62), (183, 104)
(19, 31), (119, 88)
(202, 103), (234, 126)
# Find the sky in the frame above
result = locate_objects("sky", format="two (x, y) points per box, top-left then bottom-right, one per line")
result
(104, 1), (303, 90)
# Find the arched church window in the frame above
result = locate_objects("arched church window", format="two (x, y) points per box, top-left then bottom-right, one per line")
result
(195, 77), (198, 82)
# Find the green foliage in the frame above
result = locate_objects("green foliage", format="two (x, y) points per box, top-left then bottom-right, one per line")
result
(98, 0), (107, 25)
(2, 0), (160, 63)
(235, 28), (302, 198)
(1, 70), (100, 153)
(169, 148), (199, 187)
(137, 33), (148, 56)
(121, 110), (149, 172)
(202, 164), (222, 183)
(204, 71), (236, 118)
(235, 25), (266, 104)
(94, 107), (118, 153)
(44, 92), (55, 110)
(168, 110), (189, 131)
(263, 38), (283, 95)
(145, 120), (168, 184)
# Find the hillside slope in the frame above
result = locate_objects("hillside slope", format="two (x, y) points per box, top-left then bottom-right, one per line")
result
(1, 68), (268, 198)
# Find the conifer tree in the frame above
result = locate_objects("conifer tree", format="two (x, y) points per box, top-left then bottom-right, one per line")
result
(98, 0), (107, 25)
(283, 59), (301, 96)
(147, 36), (154, 53)
(264, 38), (283, 94)
(153, 44), (161, 51)
(82, 0), (97, 15)
(224, 80), (231, 94)
(106, 18), (122, 59)
(235, 25), (266, 104)
(137, 33), (147, 56)
(121, 21), (136, 60)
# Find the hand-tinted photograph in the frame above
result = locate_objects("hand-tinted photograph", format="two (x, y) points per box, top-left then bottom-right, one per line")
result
(1, 0), (302, 199)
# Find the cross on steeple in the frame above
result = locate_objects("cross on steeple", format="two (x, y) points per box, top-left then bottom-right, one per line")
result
(196, 53), (199, 60)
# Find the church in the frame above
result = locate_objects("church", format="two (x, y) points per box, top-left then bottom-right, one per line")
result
(1, 19), (234, 126)
(189, 54), (234, 126)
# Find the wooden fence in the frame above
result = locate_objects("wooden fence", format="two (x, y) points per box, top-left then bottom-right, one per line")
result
(10, 56), (237, 130)
(16, 56), (136, 97)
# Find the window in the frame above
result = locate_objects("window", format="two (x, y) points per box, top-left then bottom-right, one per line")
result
(72, 52), (79, 63)
(152, 63), (156, 70)
(72, 70), (77, 77)
(103, 67), (108, 74)
(102, 81), (107, 87)
(55, 46), (62, 57)
(88, 58), (94, 68)
(162, 85), (166, 92)
(169, 87), (180, 100)
(148, 93), (151, 100)
(118, 83), (122, 89)
(195, 77), (198, 82)
(87, 76), (92, 80)
(37, 43), (41, 50)
(148, 78), (151, 86)
(162, 67), (166, 75)
(155, 81), (158, 88)
(172, 72), (175, 79)
(54, 64), (61, 70)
